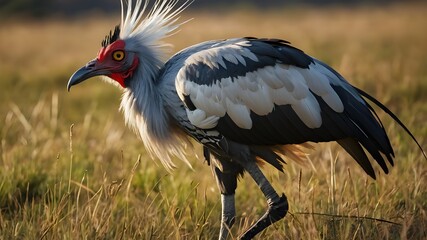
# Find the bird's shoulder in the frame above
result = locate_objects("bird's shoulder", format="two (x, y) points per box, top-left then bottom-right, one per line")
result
(172, 37), (340, 129)
(174, 37), (314, 86)
(171, 37), (362, 132)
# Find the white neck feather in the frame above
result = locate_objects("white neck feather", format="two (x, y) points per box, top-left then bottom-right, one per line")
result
(118, 0), (193, 171)
(120, 64), (192, 171)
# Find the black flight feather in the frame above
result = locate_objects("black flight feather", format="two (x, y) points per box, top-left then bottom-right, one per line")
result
(355, 87), (427, 160)
(337, 138), (376, 179)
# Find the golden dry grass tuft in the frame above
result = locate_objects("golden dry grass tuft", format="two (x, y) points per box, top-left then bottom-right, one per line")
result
(0, 3), (426, 239)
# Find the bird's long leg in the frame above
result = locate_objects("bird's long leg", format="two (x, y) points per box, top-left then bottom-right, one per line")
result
(220, 194), (236, 240)
(239, 160), (288, 240)
(208, 150), (242, 240)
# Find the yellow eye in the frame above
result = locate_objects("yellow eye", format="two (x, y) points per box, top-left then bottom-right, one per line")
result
(112, 50), (125, 61)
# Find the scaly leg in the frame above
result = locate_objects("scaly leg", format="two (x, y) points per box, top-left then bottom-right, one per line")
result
(219, 194), (236, 240)
(239, 160), (288, 240)
(207, 148), (242, 240)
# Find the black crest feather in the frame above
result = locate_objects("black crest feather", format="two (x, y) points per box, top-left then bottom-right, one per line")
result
(101, 25), (121, 47)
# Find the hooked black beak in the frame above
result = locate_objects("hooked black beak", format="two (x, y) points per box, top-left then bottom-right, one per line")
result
(67, 59), (109, 91)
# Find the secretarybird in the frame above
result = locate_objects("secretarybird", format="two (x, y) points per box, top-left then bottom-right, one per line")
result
(67, 0), (426, 239)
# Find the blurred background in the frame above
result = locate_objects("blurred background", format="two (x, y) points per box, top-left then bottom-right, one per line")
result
(0, 0), (426, 239)
(0, 0), (422, 18)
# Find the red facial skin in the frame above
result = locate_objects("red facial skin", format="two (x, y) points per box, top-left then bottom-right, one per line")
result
(97, 40), (139, 88)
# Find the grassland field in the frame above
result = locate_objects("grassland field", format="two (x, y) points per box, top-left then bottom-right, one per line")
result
(0, 3), (426, 239)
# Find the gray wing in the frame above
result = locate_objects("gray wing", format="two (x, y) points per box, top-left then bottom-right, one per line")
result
(175, 37), (395, 178)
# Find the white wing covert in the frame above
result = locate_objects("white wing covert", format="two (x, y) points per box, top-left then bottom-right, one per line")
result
(176, 38), (346, 131)
(173, 37), (396, 178)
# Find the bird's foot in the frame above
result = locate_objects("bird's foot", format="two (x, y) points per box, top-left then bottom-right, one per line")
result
(239, 194), (288, 240)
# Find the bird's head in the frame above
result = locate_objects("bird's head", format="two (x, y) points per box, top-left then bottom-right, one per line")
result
(68, 26), (139, 90)
(67, 0), (192, 91)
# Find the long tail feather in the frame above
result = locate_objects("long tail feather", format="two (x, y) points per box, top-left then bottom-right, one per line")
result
(337, 138), (376, 179)
(355, 87), (427, 160)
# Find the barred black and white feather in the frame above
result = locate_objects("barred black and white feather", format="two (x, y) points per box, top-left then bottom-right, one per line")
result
(173, 37), (413, 178)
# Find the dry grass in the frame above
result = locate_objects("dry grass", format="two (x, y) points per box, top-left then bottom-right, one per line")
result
(0, 3), (426, 239)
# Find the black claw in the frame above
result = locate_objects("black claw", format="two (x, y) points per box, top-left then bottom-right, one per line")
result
(239, 194), (288, 240)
